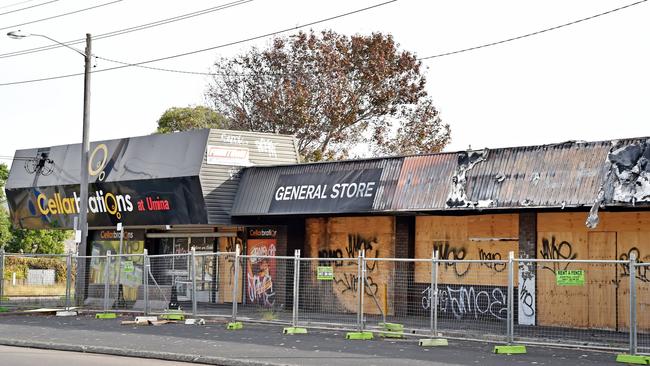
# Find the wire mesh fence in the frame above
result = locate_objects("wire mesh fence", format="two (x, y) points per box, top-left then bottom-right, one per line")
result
(635, 262), (650, 354)
(298, 257), (360, 329)
(0, 253), (71, 310)
(2, 248), (650, 354)
(513, 259), (629, 350)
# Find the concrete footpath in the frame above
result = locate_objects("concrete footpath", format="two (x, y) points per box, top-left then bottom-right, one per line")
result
(0, 313), (623, 365)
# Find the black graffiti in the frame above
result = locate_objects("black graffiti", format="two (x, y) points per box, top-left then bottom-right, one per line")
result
(421, 285), (507, 321)
(478, 249), (506, 272)
(539, 236), (577, 273)
(434, 241), (470, 277)
(346, 234), (379, 272)
(333, 273), (379, 296)
(619, 247), (650, 283)
(224, 236), (242, 285)
(318, 249), (344, 267)
(519, 281), (535, 317)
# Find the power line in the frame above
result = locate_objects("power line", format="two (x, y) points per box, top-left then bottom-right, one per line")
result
(0, 0), (397, 85)
(0, 0), (59, 17)
(0, 0), (123, 31)
(0, 0), (39, 10)
(418, 0), (648, 60)
(0, 0), (252, 59)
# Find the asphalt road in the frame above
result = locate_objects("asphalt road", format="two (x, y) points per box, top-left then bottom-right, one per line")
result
(0, 345), (198, 366)
(0, 313), (625, 365)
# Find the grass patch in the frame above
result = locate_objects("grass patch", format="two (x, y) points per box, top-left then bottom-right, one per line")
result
(2, 283), (67, 297)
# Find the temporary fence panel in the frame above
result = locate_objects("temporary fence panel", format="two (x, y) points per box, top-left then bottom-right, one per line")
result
(145, 253), (191, 314)
(194, 252), (238, 318)
(237, 255), (293, 324)
(363, 258), (430, 335)
(81, 254), (109, 310)
(514, 258), (627, 350)
(0, 254), (70, 310)
(433, 258), (510, 342)
(635, 262), (650, 354)
(105, 253), (144, 312)
(298, 257), (360, 329)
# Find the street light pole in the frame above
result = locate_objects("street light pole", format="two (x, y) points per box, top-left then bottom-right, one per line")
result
(79, 33), (91, 258)
(7, 30), (92, 304)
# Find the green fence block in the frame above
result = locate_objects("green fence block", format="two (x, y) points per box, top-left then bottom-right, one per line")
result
(419, 338), (448, 347)
(380, 322), (404, 332)
(283, 327), (308, 335)
(95, 313), (117, 319)
(345, 331), (374, 340)
(227, 322), (243, 330)
(615, 354), (650, 365)
(160, 313), (185, 321)
(493, 345), (527, 354)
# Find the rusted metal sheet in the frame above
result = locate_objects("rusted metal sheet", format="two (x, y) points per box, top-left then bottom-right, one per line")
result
(465, 141), (612, 208)
(391, 153), (457, 210)
(231, 137), (650, 216)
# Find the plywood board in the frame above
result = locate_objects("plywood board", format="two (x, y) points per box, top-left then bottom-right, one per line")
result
(217, 235), (243, 304)
(306, 216), (395, 315)
(536, 231), (589, 328)
(587, 232), (617, 330)
(617, 231), (650, 331)
(415, 215), (519, 286)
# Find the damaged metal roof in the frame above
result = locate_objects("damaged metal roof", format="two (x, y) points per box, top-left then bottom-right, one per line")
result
(231, 137), (650, 217)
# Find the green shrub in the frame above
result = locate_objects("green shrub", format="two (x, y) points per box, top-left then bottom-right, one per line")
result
(3, 256), (73, 283)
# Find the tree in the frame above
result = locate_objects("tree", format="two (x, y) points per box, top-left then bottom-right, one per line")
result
(1, 163), (12, 249)
(0, 162), (69, 253)
(156, 105), (228, 133)
(206, 30), (450, 161)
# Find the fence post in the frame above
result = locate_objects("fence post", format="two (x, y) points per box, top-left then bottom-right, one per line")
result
(191, 247), (197, 316)
(356, 250), (363, 331)
(359, 249), (366, 332)
(630, 252), (638, 355)
(65, 251), (72, 310)
(143, 249), (149, 315)
(507, 251), (514, 345)
(103, 250), (112, 312)
(431, 250), (439, 337)
(231, 244), (240, 323)
(0, 248), (4, 306)
(292, 249), (301, 328)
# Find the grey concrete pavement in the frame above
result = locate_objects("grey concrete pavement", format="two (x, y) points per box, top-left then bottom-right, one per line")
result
(0, 345), (198, 366)
(0, 313), (623, 365)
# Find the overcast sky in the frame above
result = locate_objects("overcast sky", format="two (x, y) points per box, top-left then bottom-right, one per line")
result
(0, 0), (648, 166)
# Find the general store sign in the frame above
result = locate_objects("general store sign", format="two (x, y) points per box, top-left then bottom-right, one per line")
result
(269, 168), (382, 214)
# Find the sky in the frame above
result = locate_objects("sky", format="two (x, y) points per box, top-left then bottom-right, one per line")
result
(0, 0), (648, 167)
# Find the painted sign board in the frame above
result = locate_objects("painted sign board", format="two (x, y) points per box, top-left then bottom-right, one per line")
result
(269, 168), (382, 214)
(317, 266), (334, 280)
(556, 270), (585, 286)
(206, 145), (252, 166)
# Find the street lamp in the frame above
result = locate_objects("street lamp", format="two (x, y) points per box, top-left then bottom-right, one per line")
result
(8, 30), (92, 302)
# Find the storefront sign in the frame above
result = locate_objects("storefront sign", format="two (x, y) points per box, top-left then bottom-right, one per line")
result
(317, 266), (334, 280)
(269, 169), (382, 214)
(6, 177), (208, 229)
(556, 270), (585, 286)
(206, 145), (252, 166)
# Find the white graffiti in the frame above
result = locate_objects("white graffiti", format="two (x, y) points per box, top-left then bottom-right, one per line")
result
(518, 258), (536, 325)
(220, 133), (245, 145)
(255, 138), (277, 158)
(249, 244), (276, 262)
(421, 285), (508, 320)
